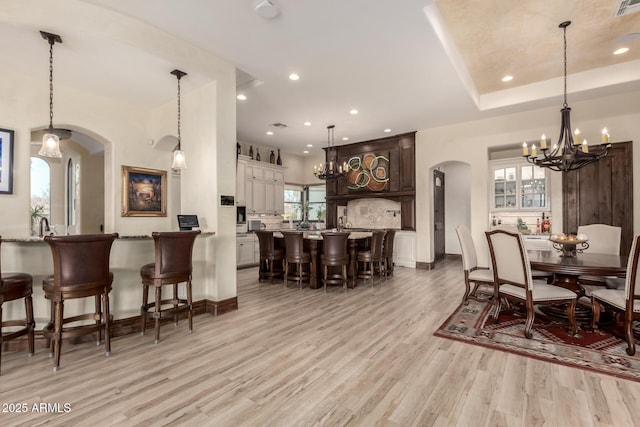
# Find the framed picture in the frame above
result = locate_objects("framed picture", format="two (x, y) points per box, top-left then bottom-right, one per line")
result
(0, 128), (15, 194)
(121, 165), (167, 217)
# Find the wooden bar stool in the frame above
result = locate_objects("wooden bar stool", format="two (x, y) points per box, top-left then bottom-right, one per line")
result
(357, 230), (386, 286)
(255, 230), (284, 283)
(140, 230), (200, 344)
(282, 231), (310, 289)
(42, 233), (119, 372)
(381, 229), (397, 278)
(0, 237), (35, 374)
(320, 232), (350, 291)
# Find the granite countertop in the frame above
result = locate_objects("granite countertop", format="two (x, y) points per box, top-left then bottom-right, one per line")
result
(3, 231), (215, 243)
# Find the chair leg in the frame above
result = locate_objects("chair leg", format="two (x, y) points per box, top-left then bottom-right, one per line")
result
(591, 297), (602, 332)
(625, 310), (636, 356)
(523, 301), (535, 339)
(566, 300), (577, 336)
(297, 262), (303, 290)
(26, 295), (35, 356)
(284, 260), (289, 288)
(104, 292), (111, 356)
(343, 265), (348, 290)
(95, 294), (102, 345)
(187, 279), (193, 334)
(141, 284), (149, 336)
(53, 300), (64, 371)
(323, 264), (328, 292)
(173, 284), (179, 326)
(154, 286), (162, 344)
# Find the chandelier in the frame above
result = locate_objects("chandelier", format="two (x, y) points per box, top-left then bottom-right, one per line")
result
(523, 21), (611, 172)
(313, 125), (349, 181)
(39, 31), (70, 158)
(171, 69), (187, 170)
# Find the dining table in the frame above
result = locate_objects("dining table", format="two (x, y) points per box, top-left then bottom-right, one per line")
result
(274, 230), (372, 289)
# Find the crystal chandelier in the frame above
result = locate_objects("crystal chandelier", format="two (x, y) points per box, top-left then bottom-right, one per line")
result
(313, 125), (348, 181)
(171, 69), (187, 170)
(523, 21), (611, 172)
(39, 31), (70, 158)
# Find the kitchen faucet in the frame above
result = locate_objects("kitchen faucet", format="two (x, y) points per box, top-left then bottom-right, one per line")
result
(39, 217), (50, 237)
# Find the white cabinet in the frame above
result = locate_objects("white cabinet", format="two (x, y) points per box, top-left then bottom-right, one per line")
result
(236, 160), (248, 206)
(237, 234), (257, 267)
(237, 156), (286, 215)
(490, 159), (549, 211)
(394, 231), (416, 268)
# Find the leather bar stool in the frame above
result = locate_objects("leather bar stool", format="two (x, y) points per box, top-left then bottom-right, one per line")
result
(381, 229), (397, 278)
(282, 231), (310, 289)
(0, 237), (35, 374)
(42, 233), (119, 372)
(140, 230), (200, 344)
(255, 230), (284, 284)
(320, 232), (350, 291)
(357, 230), (386, 286)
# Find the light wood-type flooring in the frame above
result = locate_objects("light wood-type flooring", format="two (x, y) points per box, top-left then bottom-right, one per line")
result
(2, 259), (640, 426)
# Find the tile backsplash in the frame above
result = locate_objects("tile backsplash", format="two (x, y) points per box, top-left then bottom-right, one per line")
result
(344, 198), (401, 229)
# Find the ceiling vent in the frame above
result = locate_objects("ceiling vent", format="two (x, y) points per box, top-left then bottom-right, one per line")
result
(271, 122), (288, 128)
(615, 0), (640, 16)
(255, 0), (279, 19)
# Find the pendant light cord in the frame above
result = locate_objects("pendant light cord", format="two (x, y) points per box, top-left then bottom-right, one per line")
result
(48, 38), (55, 129)
(562, 22), (568, 108)
(176, 73), (182, 150)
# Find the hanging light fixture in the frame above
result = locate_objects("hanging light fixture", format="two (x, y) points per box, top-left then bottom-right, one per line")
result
(171, 69), (187, 170)
(313, 125), (348, 181)
(39, 31), (70, 158)
(523, 21), (611, 172)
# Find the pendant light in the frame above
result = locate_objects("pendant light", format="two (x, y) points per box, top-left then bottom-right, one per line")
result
(39, 31), (67, 158)
(313, 125), (348, 181)
(171, 69), (187, 170)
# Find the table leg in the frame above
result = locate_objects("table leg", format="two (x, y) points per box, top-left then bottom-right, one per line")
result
(348, 239), (357, 288)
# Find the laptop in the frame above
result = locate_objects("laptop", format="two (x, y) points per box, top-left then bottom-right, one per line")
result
(177, 214), (199, 231)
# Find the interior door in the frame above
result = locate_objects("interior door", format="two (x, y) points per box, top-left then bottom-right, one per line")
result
(434, 169), (445, 262)
(563, 141), (633, 256)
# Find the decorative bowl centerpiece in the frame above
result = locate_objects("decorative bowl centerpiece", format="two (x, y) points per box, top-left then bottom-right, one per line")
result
(549, 233), (589, 257)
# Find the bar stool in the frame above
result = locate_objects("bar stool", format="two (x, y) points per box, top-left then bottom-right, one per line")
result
(381, 229), (397, 278)
(320, 232), (350, 291)
(42, 233), (119, 372)
(0, 237), (35, 374)
(357, 230), (386, 286)
(255, 230), (284, 283)
(140, 230), (200, 344)
(282, 231), (310, 289)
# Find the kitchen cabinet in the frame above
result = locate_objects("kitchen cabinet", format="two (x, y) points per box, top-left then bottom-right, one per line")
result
(490, 159), (549, 211)
(237, 233), (257, 267)
(394, 231), (416, 268)
(237, 156), (285, 215)
(236, 160), (248, 206)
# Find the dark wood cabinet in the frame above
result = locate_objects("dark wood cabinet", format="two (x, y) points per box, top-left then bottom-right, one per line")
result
(562, 141), (633, 256)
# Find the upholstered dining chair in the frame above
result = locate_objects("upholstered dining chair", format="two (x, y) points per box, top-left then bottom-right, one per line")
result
(43, 233), (119, 371)
(492, 224), (553, 283)
(140, 230), (201, 344)
(282, 231), (311, 289)
(578, 223), (622, 288)
(0, 237), (35, 374)
(381, 229), (397, 278)
(591, 234), (640, 356)
(357, 230), (386, 286)
(456, 225), (494, 305)
(486, 229), (577, 339)
(255, 230), (284, 284)
(320, 231), (350, 291)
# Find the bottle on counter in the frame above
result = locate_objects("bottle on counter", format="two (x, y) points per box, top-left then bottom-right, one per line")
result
(542, 214), (551, 233)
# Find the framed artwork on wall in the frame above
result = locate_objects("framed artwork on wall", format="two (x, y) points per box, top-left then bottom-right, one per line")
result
(346, 151), (390, 192)
(0, 128), (15, 194)
(121, 165), (167, 217)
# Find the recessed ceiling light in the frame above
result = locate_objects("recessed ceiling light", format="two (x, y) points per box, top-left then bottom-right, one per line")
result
(501, 75), (513, 82)
(266, 131), (274, 135)
(289, 73), (300, 81)
(303, 150), (309, 154)
(237, 94), (247, 100)
(342, 137), (349, 141)
(306, 144), (313, 147)
(304, 121), (311, 126)
(384, 128), (391, 133)
(614, 47), (629, 55)
(350, 109), (358, 115)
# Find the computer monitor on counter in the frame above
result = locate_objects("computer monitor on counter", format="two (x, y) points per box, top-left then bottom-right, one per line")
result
(177, 214), (199, 231)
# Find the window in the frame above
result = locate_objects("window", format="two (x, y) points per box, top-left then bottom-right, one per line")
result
(30, 157), (51, 232)
(284, 184), (303, 221)
(283, 184), (326, 223)
(307, 184), (326, 222)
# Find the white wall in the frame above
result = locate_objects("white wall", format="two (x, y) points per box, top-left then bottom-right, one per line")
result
(416, 89), (640, 266)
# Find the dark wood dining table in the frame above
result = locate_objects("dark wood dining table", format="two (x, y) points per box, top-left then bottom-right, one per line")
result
(274, 231), (372, 289)
(527, 249), (627, 298)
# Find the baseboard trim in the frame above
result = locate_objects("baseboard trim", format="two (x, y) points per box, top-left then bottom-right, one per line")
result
(2, 297), (238, 352)
(416, 261), (434, 270)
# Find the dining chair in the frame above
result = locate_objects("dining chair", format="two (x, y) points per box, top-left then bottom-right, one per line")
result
(381, 229), (397, 278)
(456, 225), (494, 305)
(140, 230), (201, 344)
(282, 231), (311, 289)
(42, 233), (119, 371)
(577, 223), (622, 288)
(0, 237), (35, 374)
(591, 234), (640, 355)
(486, 229), (577, 339)
(357, 230), (386, 286)
(255, 230), (284, 284)
(320, 232), (350, 291)
(492, 225), (553, 283)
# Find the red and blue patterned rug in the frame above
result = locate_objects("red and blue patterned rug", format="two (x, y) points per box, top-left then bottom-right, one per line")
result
(434, 298), (640, 382)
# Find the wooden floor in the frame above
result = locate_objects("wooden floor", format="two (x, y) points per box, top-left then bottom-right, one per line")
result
(2, 259), (640, 426)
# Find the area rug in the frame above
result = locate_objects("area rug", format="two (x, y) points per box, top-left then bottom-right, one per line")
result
(434, 298), (640, 382)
